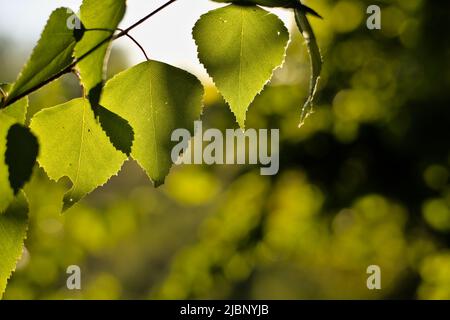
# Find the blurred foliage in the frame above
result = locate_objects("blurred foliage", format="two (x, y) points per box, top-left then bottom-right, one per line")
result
(1, 0), (449, 299)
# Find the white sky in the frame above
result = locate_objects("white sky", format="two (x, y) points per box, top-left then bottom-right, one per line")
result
(0, 0), (292, 81)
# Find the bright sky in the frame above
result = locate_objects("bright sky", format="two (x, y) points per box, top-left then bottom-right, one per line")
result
(0, 0), (292, 81)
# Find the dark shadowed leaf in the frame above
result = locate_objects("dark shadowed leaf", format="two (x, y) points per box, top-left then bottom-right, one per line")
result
(5, 125), (39, 194)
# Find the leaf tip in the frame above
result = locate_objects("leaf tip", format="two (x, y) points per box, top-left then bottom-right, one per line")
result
(153, 179), (165, 188)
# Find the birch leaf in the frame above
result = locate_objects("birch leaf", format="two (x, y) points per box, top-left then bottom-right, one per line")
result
(193, 5), (289, 128)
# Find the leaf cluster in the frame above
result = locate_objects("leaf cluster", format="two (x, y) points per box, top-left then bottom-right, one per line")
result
(0, 0), (322, 297)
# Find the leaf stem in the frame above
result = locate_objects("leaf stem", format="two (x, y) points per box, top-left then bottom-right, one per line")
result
(3, 0), (178, 107)
(85, 28), (150, 61)
(117, 28), (150, 61)
(0, 86), (6, 98)
(0, 86), (6, 108)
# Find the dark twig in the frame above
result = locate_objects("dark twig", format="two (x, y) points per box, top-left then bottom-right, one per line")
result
(116, 28), (150, 61)
(85, 27), (150, 61)
(0, 86), (6, 99)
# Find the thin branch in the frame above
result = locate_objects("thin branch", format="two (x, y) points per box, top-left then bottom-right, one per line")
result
(3, 0), (178, 107)
(0, 86), (6, 99)
(119, 0), (178, 36)
(0, 86), (6, 108)
(85, 28), (150, 61)
(117, 28), (150, 61)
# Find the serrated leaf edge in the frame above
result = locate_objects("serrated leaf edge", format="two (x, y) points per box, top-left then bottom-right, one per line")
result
(8, 7), (76, 100)
(101, 60), (206, 187)
(193, 4), (290, 129)
(29, 101), (128, 212)
(0, 192), (29, 299)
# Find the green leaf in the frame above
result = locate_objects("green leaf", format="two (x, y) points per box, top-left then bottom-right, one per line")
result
(0, 110), (38, 213)
(1, 84), (28, 124)
(100, 61), (204, 186)
(0, 115), (17, 213)
(193, 4), (289, 128)
(0, 192), (29, 299)
(74, 0), (126, 96)
(294, 6), (322, 127)
(73, 0), (133, 156)
(2, 98), (28, 125)
(1, 93), (38, 198)
(6, 8), (77, 103)
(30, 98), (127, 211)
(213, 0), (295, 8)
(212, 0), (323, 18)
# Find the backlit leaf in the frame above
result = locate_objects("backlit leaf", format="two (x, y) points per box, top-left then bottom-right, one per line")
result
(0, 192), (29, 299)
(193, 4), (289, 128)
(212, 0), (296, 8)
(74, 0), (133, 155)
(100, 61), (204, 186)
(212, 0), (323, 18)
(1, 84), (28, 124)
(6, 8), (77, 104)
(30, 98), (127, 211)
(74, 0), (126, 97)
(0, 115), (17, 213)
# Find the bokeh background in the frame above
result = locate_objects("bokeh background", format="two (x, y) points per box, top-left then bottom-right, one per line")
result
(1, 0), (450, 299)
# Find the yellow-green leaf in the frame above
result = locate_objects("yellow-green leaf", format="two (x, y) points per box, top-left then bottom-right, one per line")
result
(2, 98), (28, 125)
(100, 61), (204, 186)
(212, 0), (295, 8)
(212, 0), (323, 18)
(30, 98), (127, 211)
(0, 192), (29, 299)
(73, 0), (133, 156)
(74, 0), (126, 96)
(7, 8), (77, 103)
(193, 5), (289, 128)
(0, 110), (38, 213)
(1, 84), (28, 124)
